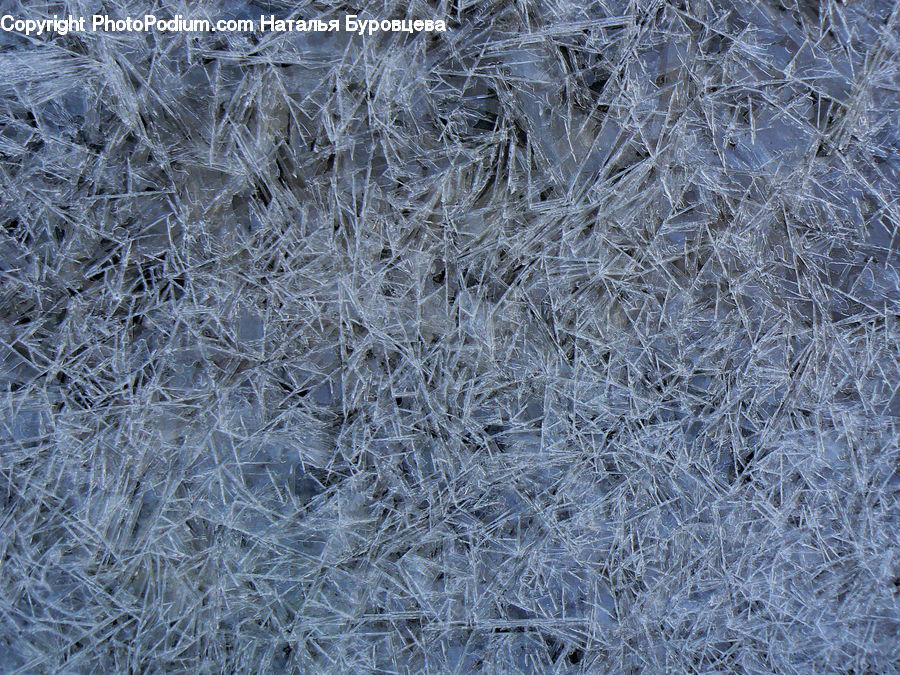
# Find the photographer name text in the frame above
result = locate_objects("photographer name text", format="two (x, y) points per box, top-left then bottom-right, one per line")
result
(1, 14), (447, 36)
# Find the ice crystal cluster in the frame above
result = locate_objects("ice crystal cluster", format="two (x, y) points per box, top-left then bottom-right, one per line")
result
(1, 0), (899, 672)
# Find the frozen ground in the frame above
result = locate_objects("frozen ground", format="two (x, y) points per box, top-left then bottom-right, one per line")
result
(0, 0), (899, 672)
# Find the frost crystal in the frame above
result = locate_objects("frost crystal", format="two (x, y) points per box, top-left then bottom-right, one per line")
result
(1, 0), (898, 671)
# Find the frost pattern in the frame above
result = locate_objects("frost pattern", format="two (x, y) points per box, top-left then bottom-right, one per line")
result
(0, 0), (899, 672)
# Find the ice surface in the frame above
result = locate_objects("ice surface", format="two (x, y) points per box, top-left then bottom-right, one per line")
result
(0, 0), (898, 671)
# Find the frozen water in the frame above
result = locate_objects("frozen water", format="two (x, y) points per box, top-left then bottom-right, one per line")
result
(0, 0), (898, 671)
